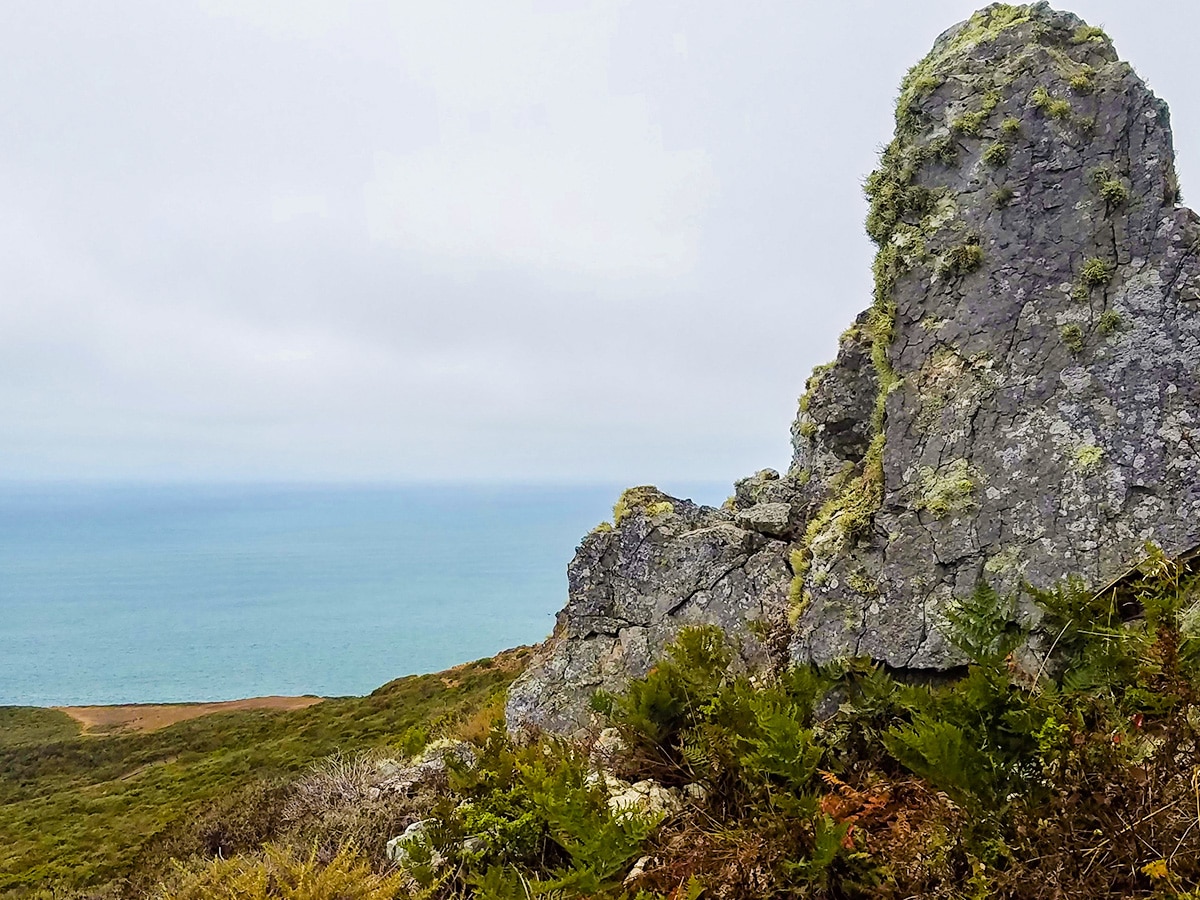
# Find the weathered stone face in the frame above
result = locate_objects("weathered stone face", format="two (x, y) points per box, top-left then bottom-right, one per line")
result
(791, 2), (1200, 669)
(506, 488), (792, 734)
(507, 3), (1200, 733)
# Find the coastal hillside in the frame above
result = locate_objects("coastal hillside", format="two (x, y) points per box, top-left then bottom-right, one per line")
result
(0, 652), (526, 895)
(8, 4), (1200, 898)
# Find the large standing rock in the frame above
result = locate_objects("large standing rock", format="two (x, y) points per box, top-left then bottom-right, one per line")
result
(790, 2), (1200, 669)
(508, 3), (1200, 733)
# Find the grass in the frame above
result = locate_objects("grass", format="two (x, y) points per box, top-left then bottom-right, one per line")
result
(0, 651), (527, 894)
(0, 709), (80, 750)
(1031, 86), (1072, 120)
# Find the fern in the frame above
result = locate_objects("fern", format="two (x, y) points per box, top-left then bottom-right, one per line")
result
(518, 749), (658, 882)
(737, 701), (823, 793)
(608, 626), (732, 748)
(944, 582), (1024, 665)
(884, 716), (996, 805)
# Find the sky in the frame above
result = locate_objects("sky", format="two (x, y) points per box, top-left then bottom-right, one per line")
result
(3, 1), (1198, 486)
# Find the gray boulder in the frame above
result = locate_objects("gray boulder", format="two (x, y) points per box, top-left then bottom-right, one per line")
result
(505, 486), (793, 734)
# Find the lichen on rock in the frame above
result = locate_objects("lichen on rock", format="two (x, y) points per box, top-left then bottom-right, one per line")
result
(508, 2), (1200, 734)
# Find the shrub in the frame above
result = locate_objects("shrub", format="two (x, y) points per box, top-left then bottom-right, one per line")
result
(159, 843), (405, 900)
(1000, 116), (1021, 136)
(1098, 309), (1122, 334)
(992, 185), (1014, 207)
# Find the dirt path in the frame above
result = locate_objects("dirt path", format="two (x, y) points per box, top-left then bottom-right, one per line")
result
(55, 695), (324, 734)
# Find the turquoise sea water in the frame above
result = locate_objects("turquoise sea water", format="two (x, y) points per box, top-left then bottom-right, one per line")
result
(0, 482), (722, 706)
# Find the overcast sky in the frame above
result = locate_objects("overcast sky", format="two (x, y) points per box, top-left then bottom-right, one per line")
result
(3, 1), (1196, 485)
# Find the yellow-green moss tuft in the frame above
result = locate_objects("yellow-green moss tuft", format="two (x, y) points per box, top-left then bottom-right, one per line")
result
(1080, 257), (1114, 287)
(1073, 444), (1104, 474)
(613, 487), (674, 525)
(1061, 324), (1085, 353)
(915, 459), (977, 519)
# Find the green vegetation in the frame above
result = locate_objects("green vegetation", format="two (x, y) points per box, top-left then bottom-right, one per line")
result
(0, 708), (79, 749)
(1071, 24), (1109, 45)
(1068, 68), (1094, 93)
(1031, 86), (1072, 119)
(1073, 444), (1104, 474)
(612, 487), (674, 526)
(937, 241), (984, 277)
(0, 653), (526, 894)
(992, 185), (1015, 207)
(1073, 257), (1115, 301)
(982, 141), (1009, 167)
(162, 844), (404, 899)
(1080, 257), (1114, 287)
(1100, 177), (1129, 207)
(1099, 309), (1123, 334)
(915, 459), (977, 518)
(894, 5), (1031, 135)
(14, 548), (1200, 898)
(1091, 167), (1130, 209)
(1061, 323), (1085, 352)
(1000, 116), (1022, 136)
(952, 91), (1002, 137)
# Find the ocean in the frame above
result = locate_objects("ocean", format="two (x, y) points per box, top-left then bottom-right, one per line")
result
(0, 482), (725, 707)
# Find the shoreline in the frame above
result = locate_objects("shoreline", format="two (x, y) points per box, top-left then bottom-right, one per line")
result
(52, 695), (325, 734)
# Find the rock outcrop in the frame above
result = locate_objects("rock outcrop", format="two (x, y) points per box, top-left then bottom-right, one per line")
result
(507, 3), (1200, 734)
(505, 486), (793, 733)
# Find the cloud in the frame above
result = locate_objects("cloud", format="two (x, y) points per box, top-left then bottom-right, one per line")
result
(365, 128), (714, 278)
(363, 2), (716, 278)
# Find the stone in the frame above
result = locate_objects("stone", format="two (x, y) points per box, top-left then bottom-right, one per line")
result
(789, 3), (1200, 670)
(376, 741), (475, 797)
(734, 502), (794, 538)
(589, 726), (629, 771)
(386, 819), (439, 866)
(604, 776), (683, 820)
(506, 487), (793, 734)
(507, 3), (1200, 733)
(624, 855), (652, 885)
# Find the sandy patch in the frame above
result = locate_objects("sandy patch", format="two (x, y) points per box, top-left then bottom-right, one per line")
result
(55, 695), (324, 734)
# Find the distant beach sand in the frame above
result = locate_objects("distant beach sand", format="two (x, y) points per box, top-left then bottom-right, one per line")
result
(55, 695), (324, 734)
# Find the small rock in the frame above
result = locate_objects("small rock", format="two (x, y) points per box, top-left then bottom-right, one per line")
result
(606, 778), (683, 820)
(735, 502), (794, 538)
(624, 855), (652, 885)
(386, 820), (431, 865)
(589, 727), (629, 770)
(377, 741), (477, 797)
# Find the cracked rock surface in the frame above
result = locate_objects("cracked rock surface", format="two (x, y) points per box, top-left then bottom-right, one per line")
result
(508, 3), (1200, 733)
(505, 488), (792, 734)
(791, 3), (1200, 668)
